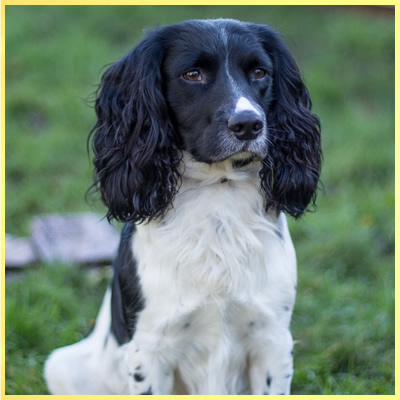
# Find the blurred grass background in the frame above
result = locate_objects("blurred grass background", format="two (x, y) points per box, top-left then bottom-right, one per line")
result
(5, 5), (394, 395)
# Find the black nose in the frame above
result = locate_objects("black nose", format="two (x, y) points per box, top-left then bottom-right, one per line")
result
(228, 111), (264, 141)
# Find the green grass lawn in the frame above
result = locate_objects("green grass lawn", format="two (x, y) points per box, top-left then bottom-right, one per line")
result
(5, 5), (394, 395)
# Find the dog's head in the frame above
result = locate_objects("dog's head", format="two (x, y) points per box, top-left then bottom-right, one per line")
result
(90, 19), (321, 223)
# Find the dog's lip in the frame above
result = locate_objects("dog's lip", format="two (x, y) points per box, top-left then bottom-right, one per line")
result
(231, 153), (257, 168)
(230, 151), (256, 162)
(230, 143), (268, 160)
(212, 149), (264, 164)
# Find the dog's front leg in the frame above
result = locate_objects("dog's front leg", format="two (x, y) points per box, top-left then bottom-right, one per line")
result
(248, 329), (294, 395)
(126, 339), (174, 395)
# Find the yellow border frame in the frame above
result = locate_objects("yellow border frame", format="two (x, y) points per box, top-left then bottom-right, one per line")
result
(1, 1), (397, 399)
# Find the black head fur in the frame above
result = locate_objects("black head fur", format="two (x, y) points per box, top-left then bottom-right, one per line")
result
(89, 19), (321, 222)
(248, 24), (322, 218)
(89, 30), (182, 223)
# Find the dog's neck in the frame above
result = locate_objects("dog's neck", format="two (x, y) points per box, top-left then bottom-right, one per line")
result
(180, 151), (262, 186)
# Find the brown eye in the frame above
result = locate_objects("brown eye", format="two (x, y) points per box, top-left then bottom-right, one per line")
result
(183, 70), (202, 81)
(253, 68), (266, 79)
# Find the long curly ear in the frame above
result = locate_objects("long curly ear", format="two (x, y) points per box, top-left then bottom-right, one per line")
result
(89, 31), (182, 223)
(250, 24), (322, 218)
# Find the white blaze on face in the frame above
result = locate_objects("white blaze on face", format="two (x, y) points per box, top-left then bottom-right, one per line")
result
(234, 96), (261, 116)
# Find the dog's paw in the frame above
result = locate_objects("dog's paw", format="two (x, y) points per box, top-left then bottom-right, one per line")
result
(127, 346), (153, 394)
(127, 343), (173, 395)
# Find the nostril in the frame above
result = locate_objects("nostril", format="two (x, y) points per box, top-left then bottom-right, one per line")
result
(230, 123), (244, 133)
(253, 121), (263, 132)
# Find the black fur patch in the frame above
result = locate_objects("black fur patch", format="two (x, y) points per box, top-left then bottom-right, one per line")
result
(111, 223), (145, 345)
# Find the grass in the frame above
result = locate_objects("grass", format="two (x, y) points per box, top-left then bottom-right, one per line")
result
(5, 265), (110, 394)
(5, 5), (394, 395)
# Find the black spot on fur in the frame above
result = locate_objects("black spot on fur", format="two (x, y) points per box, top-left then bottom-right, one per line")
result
(134, 372), (145, 382)
(135, 365), (141, 370)
(283, 306), (290, 312)
(274, 228), (283, 240)
(266, 374), (272, 387)
(220, 177), (228, 183)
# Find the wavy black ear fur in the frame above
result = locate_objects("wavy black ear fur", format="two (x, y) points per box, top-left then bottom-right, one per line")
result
(250, 24), (322, 218)
(89, 30), (182, 224)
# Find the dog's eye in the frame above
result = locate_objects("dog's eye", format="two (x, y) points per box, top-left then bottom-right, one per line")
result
(253, 68), (266, 79)
(183, 70), (203, 81)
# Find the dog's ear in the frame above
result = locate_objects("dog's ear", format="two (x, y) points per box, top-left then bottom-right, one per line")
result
(89, 31), (182, 223)
(250, 24), (322, 218)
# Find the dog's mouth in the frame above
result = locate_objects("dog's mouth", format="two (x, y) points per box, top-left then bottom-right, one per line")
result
(231, 152), (257, 168)
(204, 151), (264, 169)
(214, 140), (268, 163)
(225, 130), (269, 161)
(185, 126), (269, 165)
(227, 151), (255, 166)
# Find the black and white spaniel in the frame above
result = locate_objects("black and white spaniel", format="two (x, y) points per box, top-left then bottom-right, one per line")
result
(44, 18), (321, 395)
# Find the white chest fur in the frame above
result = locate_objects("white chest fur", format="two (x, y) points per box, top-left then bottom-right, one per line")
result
(131, 155), (297, 394)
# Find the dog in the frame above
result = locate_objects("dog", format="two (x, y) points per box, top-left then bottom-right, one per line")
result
(44, 18), (321, 395)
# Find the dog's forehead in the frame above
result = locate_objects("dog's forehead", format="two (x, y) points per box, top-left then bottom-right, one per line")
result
(161, 19), (266, 66)
(165, 18), (248, 37)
